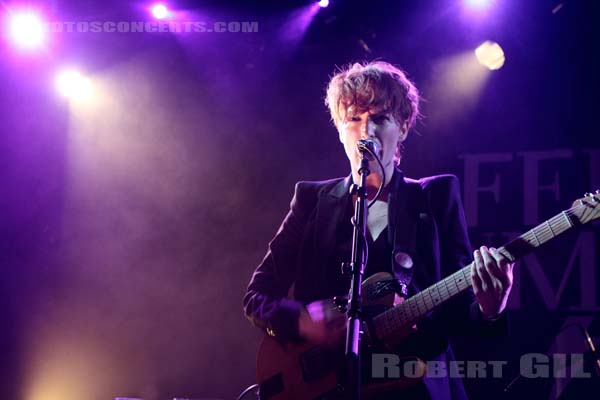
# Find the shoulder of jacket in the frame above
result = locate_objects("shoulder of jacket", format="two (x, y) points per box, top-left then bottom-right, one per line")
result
(294, 176), (347, 195)
(409, 174), (459, 193)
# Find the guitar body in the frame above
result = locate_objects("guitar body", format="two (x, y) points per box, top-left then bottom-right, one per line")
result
(256, 272), (425, 400)
(256, 337), (340, 400)
(255, 191), (600, 399)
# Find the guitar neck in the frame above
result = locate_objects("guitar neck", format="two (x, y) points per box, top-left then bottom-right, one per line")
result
(372, 207), (580, 341)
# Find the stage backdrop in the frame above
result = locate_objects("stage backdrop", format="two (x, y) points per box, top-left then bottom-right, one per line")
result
(0, 0), (598, 399)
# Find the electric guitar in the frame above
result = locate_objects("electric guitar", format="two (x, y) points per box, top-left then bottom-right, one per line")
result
(256, 192), (600, 400)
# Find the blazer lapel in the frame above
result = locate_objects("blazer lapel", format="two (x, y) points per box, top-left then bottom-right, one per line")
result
(388, 169), (420, 283)
(314, 176), (351, 261)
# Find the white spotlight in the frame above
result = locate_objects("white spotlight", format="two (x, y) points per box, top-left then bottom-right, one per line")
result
(56, 70), (93, 102)
(475, 41), (505, 70)
(151, 4), (169, 19)
(9, 12), (46, 49)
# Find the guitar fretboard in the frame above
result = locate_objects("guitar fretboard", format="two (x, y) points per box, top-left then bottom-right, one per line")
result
(372, 208), (578, 341)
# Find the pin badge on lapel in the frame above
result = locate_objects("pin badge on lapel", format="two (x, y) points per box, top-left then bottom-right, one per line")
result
(394, 251), (414, 269)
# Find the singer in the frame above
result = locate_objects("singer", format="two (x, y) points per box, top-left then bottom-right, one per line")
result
(244, 61), (514, 399)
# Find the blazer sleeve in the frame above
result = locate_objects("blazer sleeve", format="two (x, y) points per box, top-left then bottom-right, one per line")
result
(426, 175), (508, 338)
(243, 182), (316, 342)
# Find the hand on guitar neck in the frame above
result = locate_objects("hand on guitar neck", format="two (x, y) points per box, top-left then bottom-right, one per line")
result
(471, 246), (515, 320)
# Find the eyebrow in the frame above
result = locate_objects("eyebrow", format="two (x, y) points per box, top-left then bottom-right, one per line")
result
(371, 108), (392, 115)
(345, 107), (390, 116)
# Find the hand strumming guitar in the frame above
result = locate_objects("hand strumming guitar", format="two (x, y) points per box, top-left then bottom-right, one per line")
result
(298, 299), (347, 346)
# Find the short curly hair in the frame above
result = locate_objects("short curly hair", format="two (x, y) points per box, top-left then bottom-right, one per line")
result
(325, 61), (420, 132)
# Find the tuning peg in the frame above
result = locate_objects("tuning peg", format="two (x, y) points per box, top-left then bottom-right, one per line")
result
(583, 192), (598, 203)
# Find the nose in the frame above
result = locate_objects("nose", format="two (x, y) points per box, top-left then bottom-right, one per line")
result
(360, 117), (376, 139)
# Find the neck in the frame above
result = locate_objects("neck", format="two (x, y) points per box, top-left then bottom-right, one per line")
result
(352, 164), (395, 201)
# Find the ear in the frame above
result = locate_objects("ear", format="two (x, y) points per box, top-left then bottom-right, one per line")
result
(399, 121), (409, 142)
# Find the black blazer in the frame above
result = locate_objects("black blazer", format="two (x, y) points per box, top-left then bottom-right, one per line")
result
(244, 169), (505, 399)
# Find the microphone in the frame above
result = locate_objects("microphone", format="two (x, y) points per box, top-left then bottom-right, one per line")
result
(356, 139), (381, 160)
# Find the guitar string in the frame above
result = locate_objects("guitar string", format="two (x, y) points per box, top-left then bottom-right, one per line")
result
(377, 205), (591, 335)
(374, 203), (590, 337)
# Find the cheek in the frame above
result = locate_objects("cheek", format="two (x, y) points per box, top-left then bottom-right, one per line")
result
(344, 140), (356, 158)
(339, 135), (358, 161)
(338, 126), (349, 144)
(383, 126), (402, 147)
(340, 128), (359, 147)
(383, 134), (399, 150)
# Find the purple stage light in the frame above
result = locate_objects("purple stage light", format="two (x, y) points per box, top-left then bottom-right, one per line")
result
(465, 0), (493, 10)
(280, 3), (322, 45)
(318, 0), (329, 8)
(151, 4), (169, 19)
(7, 11), (46, 49)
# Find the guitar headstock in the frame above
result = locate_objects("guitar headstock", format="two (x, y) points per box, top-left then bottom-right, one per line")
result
(571, 190), (600, 224)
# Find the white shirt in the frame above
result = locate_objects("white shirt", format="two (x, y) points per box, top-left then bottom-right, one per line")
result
(367, 200), (388, 241)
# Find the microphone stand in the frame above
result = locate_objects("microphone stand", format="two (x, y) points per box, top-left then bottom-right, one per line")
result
(344, 150), (370, 400)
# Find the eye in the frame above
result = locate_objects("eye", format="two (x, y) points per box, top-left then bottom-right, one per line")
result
(371, 115), (389, 124)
